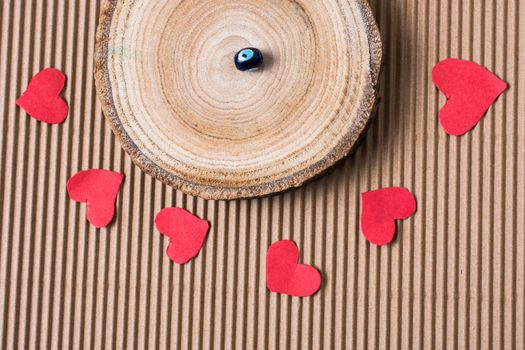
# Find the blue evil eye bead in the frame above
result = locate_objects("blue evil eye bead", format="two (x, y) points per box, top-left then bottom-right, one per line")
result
(234, 48), (263, 71)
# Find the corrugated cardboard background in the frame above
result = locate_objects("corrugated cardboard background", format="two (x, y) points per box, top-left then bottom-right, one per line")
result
(1, 0), (524, 349)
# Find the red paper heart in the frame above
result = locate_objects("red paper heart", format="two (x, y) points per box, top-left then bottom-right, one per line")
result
(66, 169), (124, 228)
(155, 208), (210, 264)
(361, 187), (416, 246)
(432, 58), (507, 136)
(16, 68), (69, 124)
(266, 240), (321, 297)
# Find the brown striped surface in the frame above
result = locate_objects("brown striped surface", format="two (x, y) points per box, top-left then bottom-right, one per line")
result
(0, 0), (524, 349)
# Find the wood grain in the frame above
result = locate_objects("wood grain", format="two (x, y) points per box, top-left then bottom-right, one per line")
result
(94, 0), (382, 199)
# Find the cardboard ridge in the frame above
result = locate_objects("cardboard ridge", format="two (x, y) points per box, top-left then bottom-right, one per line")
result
(0, 0), (524, 349)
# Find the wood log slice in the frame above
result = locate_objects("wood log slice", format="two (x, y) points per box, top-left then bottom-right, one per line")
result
(95, 0), (382, 200)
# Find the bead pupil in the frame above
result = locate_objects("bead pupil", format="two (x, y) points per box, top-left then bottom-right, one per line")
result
(235, 48), (263, 71)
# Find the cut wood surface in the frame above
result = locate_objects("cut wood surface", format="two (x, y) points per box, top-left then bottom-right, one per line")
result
(95, 0), (382, 199)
